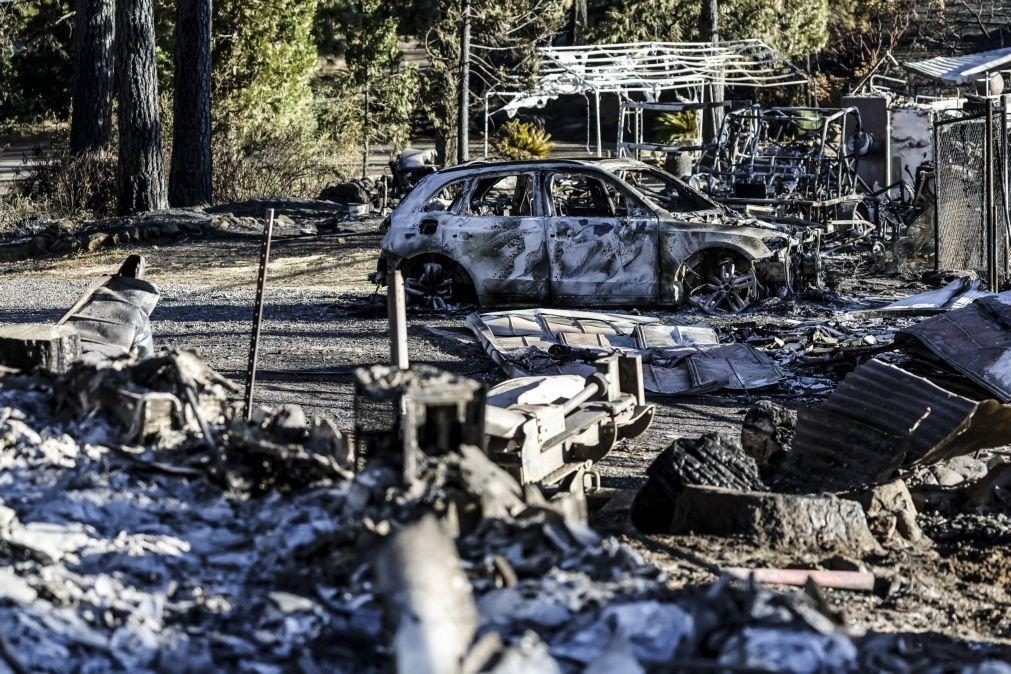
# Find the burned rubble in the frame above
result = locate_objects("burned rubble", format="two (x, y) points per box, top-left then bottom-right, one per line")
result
(2, 342), (1010, 672)
(9, 38), (1011, 674)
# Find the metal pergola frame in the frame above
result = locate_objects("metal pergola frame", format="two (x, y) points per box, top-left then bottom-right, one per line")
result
(483, 40), (810, 157)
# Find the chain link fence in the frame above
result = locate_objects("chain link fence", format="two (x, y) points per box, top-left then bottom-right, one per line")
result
(934, 100), (1011, 286)
(935, 115), (987, 274)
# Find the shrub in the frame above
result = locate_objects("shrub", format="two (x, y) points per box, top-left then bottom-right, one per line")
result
(493, 119), (554, 160)
(4, 139), (118, 228)
(212, 129), (357, 203)
(655, 111), (698, 145)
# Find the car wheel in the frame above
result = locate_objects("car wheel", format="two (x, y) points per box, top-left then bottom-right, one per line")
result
(682, 253), (759, 314)
(402, 259), (472, 311)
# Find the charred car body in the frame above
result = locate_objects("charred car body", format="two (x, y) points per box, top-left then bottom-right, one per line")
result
(371, 158), (820, 313)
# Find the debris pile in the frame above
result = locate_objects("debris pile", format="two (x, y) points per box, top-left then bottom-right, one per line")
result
(2, 350), (1007, 670)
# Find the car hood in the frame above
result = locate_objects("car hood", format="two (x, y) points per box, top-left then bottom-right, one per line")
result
(658, 216), (789, 242)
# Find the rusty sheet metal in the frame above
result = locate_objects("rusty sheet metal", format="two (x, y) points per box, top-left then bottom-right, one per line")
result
(782, 358), (1011, 492)
(897, 293), (1011, 401)
(466, 308), (784, 395)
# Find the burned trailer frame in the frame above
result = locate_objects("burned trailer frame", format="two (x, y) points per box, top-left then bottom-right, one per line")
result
(698, 106), (871, 224)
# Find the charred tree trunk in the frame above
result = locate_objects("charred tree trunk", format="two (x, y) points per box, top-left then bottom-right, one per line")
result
(70, 0), (116, 153)
(115, 0), (166, 214)
(169, 0), (212, 207)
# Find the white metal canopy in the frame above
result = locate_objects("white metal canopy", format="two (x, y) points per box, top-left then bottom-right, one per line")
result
(483, 40), (809, 156)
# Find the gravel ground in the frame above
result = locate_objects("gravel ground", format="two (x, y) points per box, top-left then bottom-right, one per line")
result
(2, 220), (1009, 650)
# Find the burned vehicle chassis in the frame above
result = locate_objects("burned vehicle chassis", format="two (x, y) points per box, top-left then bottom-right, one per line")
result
(373, 159), (820, 313)
(698, 106), (871, 225)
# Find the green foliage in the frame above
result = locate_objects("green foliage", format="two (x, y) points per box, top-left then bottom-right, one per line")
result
(416, 0), (567, 162)
(0, 0), (74, 124)
(213, 0), (320, 142)
(816, 0), (930, 103)
(589, 0), (698, 43)
(655, 111), (698, 144)
(494, 119), (554, 160)
(589, 0), (828, 58)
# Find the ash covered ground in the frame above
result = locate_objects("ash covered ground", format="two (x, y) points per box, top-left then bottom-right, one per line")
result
(1, 215), (1010, 670)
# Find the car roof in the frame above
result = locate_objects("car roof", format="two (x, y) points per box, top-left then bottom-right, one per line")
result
(435, 157), (652, 175)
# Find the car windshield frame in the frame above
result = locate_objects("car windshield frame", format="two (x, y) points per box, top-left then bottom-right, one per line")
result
(612, 166), (725, 215)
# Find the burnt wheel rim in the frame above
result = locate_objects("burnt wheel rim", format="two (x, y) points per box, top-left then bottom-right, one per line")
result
(403, 262), (454, 311)
(687, 258), (757, 313)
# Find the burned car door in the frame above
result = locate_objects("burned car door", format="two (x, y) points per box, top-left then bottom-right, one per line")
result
(443, 172), (549, 303)
(544, 170), (658, 304)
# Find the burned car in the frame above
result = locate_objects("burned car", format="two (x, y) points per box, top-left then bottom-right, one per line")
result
(371, 158), (820, 312)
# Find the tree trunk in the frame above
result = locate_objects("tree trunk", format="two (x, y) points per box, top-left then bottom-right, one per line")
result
(116, 0), (166, 214)
(568, 0), (587, 45)
(699, 0), (724, 145)
(169, 0), (212, 207)
(70, 0), (116, 153)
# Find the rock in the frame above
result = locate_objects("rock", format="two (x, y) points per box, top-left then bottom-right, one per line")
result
(631, 433), (765, 534)
(670, 486), (883, 555)
(741, 400), (796, 473)
(931, 465), (964, 487)
(848, 479), (924, 545)
(944, 456), (988, 482)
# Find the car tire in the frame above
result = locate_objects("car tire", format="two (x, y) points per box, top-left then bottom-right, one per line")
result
(681, 251), (759, 314)
(402, 257), (475, 311)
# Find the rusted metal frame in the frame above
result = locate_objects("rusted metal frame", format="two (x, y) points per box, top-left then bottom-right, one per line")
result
(244, 209), (274, 420)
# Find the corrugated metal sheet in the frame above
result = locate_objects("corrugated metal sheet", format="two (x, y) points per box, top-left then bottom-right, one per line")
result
(904, 47), (1011, 84)
(466, 309), (784, 395)
(781, 359), (1011, 492)
(898, 292), (1011, 402)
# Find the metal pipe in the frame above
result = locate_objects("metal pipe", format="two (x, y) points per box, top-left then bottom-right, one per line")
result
(724, 567), (876, 592)
(594, 90), (602, 156)
(560, 374), (606, 416)
(933, 115), (940, 272)
(986, 102), (997, 289)
(244, 209), (274, 420)
(457, 0), (471, 163)
(483, 93), (489, 158)
(388, 268), (409, 369)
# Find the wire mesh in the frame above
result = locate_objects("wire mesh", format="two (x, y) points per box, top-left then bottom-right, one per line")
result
(934, 102), (1011, 285)
(935, 115), (988, 276)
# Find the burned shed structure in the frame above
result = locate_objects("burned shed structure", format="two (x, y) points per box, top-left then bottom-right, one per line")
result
(483, 40), (810, 158)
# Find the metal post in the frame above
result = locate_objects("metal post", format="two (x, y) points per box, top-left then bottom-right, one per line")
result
(616, 99), (625, 157)
(1003, 94), (1010, 279)
(483, 93), (489, 158)
(594, 89), (602, 156)
(388, 268), (409, 369)
(933, 117), (940, 272)
(244, 209), (275, 420)
(457, 0), (471, 163)
(362, 84), (370, 180)
(986, 103), (997, 290)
